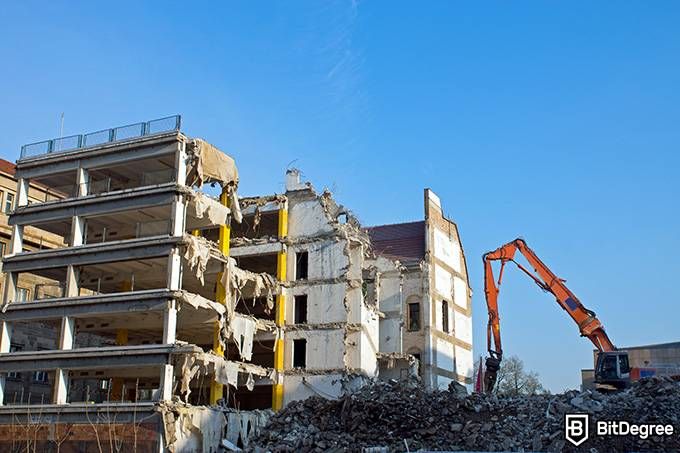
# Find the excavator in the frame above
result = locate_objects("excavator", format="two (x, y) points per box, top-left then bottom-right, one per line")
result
(482, 238), (631, 393)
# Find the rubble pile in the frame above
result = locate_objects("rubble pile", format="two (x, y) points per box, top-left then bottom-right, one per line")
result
(248, 377), (680, 452)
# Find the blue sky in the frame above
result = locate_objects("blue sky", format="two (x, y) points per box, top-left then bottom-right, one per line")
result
(1, 1), (679, 392)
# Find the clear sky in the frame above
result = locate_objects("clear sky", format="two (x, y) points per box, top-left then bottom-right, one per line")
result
(1, 1), (679, 392)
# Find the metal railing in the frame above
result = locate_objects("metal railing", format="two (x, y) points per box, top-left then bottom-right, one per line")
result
(20, 115), (181, 160)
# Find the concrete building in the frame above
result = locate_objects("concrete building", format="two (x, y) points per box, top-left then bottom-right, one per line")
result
(222, 170), (474, 408)
(0, 116), (276, 451)
(0, 159), (78, 405)
(0, 116), (474, 450)
(367, 189), (474, 390)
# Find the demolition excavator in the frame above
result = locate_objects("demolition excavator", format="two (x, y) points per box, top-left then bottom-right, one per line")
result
(483, 238), (630, 393)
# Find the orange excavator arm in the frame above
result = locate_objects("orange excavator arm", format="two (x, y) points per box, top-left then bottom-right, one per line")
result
(483, 238), (616, 392)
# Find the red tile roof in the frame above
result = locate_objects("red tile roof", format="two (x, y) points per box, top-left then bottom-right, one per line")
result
(0, 159), (16, 176)
(365, 221), (425, 265)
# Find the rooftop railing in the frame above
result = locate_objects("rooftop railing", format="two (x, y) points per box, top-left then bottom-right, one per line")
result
(20, 115), (181, 160)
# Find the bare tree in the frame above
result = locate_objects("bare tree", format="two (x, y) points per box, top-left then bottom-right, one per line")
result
(493, 355), (547, 396)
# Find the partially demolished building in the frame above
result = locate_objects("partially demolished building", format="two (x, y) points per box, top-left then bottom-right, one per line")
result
(223, 170), (474, 408)
(0, 116), (275, 451)
(0, 116), (473, 451)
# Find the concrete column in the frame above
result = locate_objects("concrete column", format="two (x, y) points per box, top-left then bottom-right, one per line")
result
(170, 196), (187, 237)
(0, 322), (10, 405)
(162, 300), (177, 344)
(272, 199), (288, 411)
(167, 248), (182, 291)
(9, 225), (23, 256)
(0, 322), (11, 353)
(52, 317), (76, 404)
(75, 166), (89, 197)
(15, 177), (29, 208)
(2, 272), (17, 306)
(210, 187), (231, 405)
(175, 144), (187, 186)
(158, 364), (174, 402)
(70, 216), (86, 247)
(65, 265), (80, 297)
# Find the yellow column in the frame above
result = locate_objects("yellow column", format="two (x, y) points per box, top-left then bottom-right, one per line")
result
(272, 204), (288, 410)
(210, 188), (230, 404)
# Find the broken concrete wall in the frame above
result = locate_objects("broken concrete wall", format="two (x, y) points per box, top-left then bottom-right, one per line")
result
(163, 405), (227, 453)
(282, 374), (345, 405)
(276, 171), (380, 406)
(284, 329), (346, 370)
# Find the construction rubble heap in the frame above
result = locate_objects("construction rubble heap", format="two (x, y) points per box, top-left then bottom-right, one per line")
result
(248, 376), (680, 453)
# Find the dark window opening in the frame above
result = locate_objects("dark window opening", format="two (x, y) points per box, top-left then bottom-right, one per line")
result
(442, 300), (449, 333)
(293, 339), (307, 368)
(8, 344), (22, 379)
(296, 251), (308, 280)
(294, 295), (308, 324)
(408, 303), (420, 331)
(412, 353), (422, 376)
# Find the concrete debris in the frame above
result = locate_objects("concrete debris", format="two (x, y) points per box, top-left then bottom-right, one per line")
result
(178, 352), (268, 401)
(191, 191), (231, 226)
(222, 257), (277, 311)
(248, 377), (680, 453)
(232, 314), (256, 361)
(229, 188), (243, 223)
(183, 234), (212, 284)
(186, 138), (239, 189)
(225, 409), (272, 449)
(159, 402), (226, 453)
(178, 290), (227, 315)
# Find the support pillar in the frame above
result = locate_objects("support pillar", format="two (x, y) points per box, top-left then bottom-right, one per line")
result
(53, 316), (75, 404)
(15, 177), (29, 207)
(210, 187), (230, 405)
(272, 201), (288, 411)
(10, 225), (23, 255)
(0, 321), (12, 405)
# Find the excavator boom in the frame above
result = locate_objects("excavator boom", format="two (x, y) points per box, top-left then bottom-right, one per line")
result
(483, 238), (617, 392)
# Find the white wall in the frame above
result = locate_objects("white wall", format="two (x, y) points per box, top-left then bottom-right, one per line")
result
(288, 199), (335, 237)
(433, 228), (461, 273)
(453, 275), (467, 309)
(287, 283), (347, 324)
(455, 344), (474, 379)
(285, 329), (345, 370)
(454, 310), (472, 345)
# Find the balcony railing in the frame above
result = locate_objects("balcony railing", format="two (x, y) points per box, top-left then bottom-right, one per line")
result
(20, 115), (181, 160)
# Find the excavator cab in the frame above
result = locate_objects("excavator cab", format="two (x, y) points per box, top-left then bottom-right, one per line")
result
(595, 351), (631, 390)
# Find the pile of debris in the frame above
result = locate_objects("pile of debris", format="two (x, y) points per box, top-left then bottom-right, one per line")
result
(247, 377), (680, 452)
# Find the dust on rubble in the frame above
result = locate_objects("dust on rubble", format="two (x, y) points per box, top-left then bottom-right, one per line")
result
(246, 376), (680, 453)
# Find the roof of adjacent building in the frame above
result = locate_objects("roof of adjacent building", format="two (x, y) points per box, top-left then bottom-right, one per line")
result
(365, 220), (425, 266)
(0, 159), (16, 176)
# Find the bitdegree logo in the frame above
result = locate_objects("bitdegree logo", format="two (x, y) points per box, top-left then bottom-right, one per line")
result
(565, 414), (589, 446)
(565, 413), (675, 446)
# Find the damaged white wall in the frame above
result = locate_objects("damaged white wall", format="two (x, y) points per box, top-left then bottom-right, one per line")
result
(278, 171), (380, 407)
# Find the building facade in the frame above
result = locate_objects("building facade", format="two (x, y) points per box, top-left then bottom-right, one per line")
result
(367, 189), (474, 390)
(0, 118), (474, 450)
(0, 117), (274, 451)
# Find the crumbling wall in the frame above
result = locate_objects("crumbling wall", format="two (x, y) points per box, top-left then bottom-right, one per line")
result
(278, 171), (381, 406)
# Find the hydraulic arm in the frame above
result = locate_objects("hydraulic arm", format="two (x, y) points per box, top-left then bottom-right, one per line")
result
(483, 238), (617, 392)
